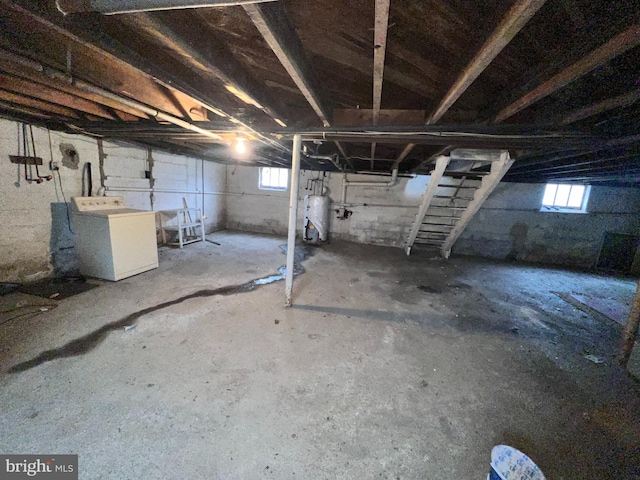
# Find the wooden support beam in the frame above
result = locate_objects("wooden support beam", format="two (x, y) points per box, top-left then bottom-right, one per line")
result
(440, 151), (514, 258)
(405, 155), (450, 255)
(0, 50), (148, 119)
(428, 0), (546, 124)
(508, 134), (640, 171)
(508, 152), (640, 178)
(244, 2), (332, 127)
(300, 33), (437, 99)
(57, 0), (276, 14)
(413, 146), (455, 172)
(0, 73), (117, 120)
(506, 163), (640, 181)
(372, 0), (390, 126)
(0, 101), (53, 120)
(126, 13), (287, 125)
(395, 0), (545, 167)
(511, 149), (640, 173)
(0, 89), (80, 119)
(494, 24), (640, 123)
(392, 143), (416, 169)
(2, 1), (288, 151)
(560, 89), (640, 124)
(334, 109), (425, 127)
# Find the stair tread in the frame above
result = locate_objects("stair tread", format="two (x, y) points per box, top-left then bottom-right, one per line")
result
(433, 195), (472, 200)
(427, 206), (467, 209)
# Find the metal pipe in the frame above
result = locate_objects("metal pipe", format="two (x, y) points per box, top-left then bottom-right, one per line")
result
(304, 153), (342, 172)
(56, 0), (277, 15)
(341, 168), (398, 204)
(105, 186), (201, 194)
(331, 202), (420, 208)
(62, 76), (223, 142)
(285, 134), (301, 307)
(351, 170), (415, 178)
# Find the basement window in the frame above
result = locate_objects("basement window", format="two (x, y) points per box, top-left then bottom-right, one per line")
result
(259, 167), (289, 191)
(541, 183), (590, 213)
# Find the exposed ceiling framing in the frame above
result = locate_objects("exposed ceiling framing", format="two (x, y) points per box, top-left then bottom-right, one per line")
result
(0, 0), (638, 185)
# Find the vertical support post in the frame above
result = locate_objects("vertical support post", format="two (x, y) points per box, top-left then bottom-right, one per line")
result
(620, 281), (640, 367)
(285, 134), (302, 306)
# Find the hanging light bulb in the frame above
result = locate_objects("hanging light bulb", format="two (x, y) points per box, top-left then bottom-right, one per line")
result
(234, 138), (247, 155)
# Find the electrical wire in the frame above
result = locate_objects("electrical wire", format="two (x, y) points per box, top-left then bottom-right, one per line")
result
(301, 130), (583, 139)
(45, 128), (74, 233)
(0, 304), (58, 327)
(48, 129), (61, 203)
(56, 169), (74, 234)
(346, 155), (398, 162)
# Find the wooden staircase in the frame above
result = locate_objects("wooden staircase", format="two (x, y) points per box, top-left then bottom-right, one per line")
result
(405, 150), (514, 258)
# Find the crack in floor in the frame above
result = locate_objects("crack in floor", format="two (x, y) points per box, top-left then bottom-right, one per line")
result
(7, 244), (312, 373)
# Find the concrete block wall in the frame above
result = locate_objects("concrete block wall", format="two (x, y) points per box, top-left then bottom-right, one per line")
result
(226, 164), (640, 270)
(101, 143), (226, 231)
(0, 118), (226, 282)
(3, 117), (639, 283)
(453, 182), (640, 269)
(226, 165), (426, 246)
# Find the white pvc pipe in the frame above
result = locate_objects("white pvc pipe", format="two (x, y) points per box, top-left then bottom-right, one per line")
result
(105, 186), (201, 194)
(285, 134), (302, 307)
(56, 0), (277, 15)
(341, 168), (398, 203)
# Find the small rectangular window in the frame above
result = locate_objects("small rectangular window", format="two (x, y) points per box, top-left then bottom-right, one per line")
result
(259, 167), (288, 191)
(541, 183), (589, 213)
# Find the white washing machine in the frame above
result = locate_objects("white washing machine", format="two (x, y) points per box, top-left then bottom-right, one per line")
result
(72, 196), (158, 281)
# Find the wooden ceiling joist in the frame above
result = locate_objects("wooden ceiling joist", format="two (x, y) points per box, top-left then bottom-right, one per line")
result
(508, 134), (640, 172)
(0, 0), (638, 185)
(244, 1), (351, 166)
(0, 73), (117, 120)
(0, 100), (53, 119)
(427, 0), (547, 125)
(243, 2), (331, 127)
(370, 0), (391, 166)
(0, 89), (81, 119)
(494, 24), (640, 123)
(372, 0), (390, 126)
(560, 89), (640, 125)
(2, 1), (288, 151)
(126, 12), (288, 125)
(0, 47), (227, 143)
(394, 0), (546, 167)
(0, 50), (148, 119)
(511, 152), (640, 176)
(56, 0), (277, 15)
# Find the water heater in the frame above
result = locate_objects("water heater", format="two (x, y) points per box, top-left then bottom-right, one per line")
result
(303, 195), (330, 245)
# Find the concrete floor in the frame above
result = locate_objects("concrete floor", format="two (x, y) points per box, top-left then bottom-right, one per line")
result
(1, 231), (639, 480)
